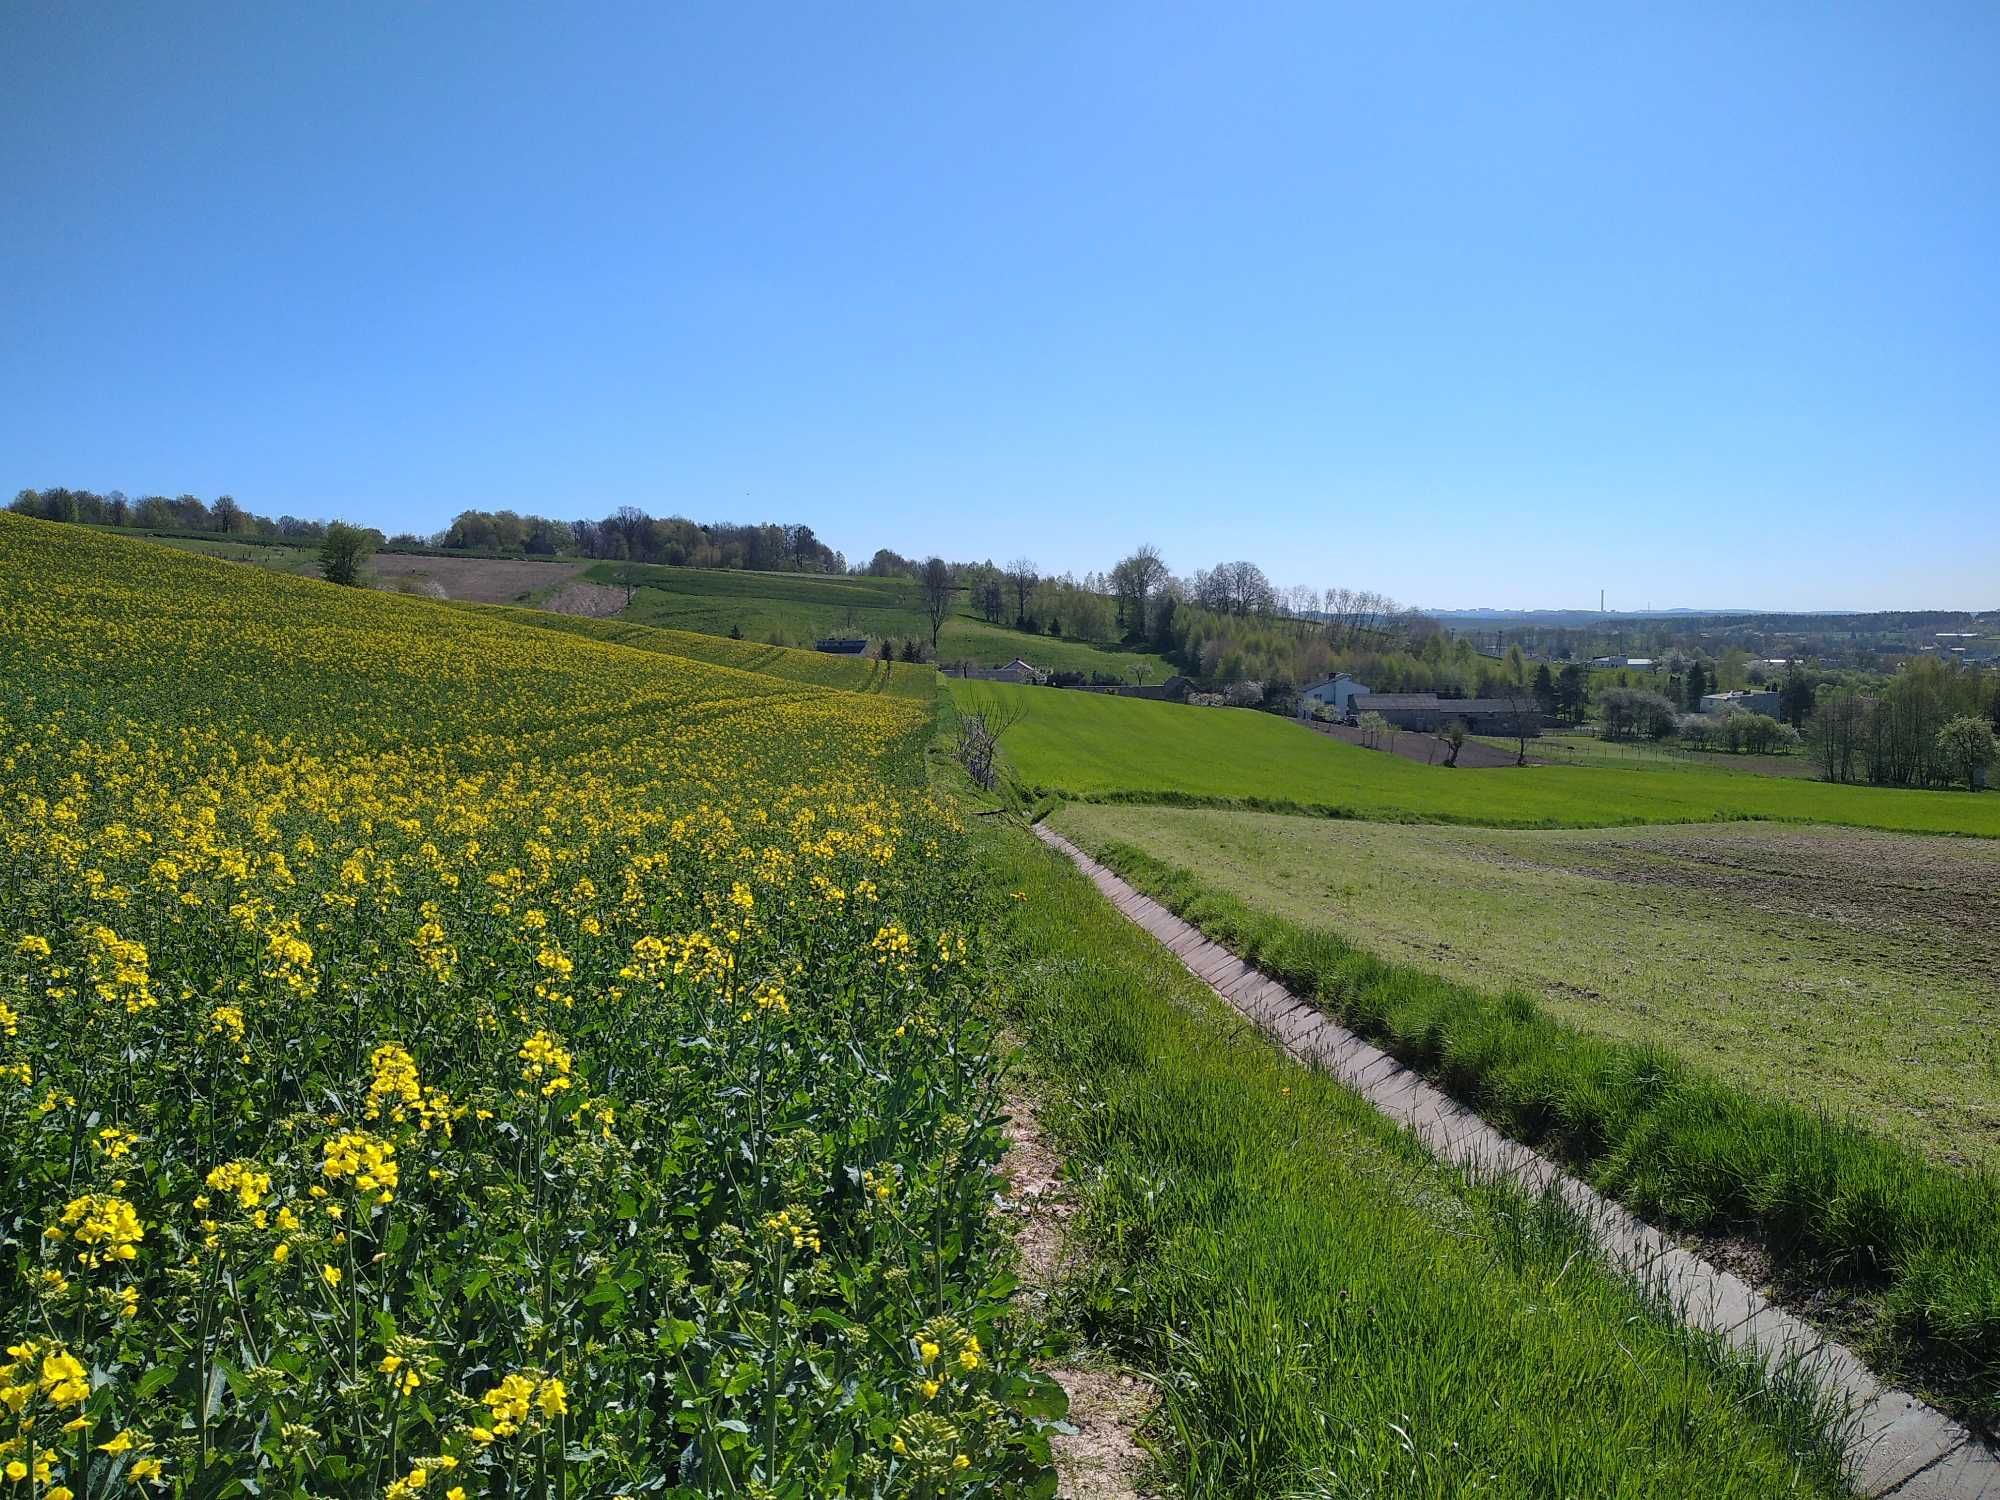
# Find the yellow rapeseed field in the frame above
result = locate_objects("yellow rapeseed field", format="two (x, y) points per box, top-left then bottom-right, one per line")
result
(0, 516), (1056, 1498)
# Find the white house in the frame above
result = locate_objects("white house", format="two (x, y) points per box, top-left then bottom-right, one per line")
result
(1298, 673), (1370, 718)
(1700, 689), (1781, 717)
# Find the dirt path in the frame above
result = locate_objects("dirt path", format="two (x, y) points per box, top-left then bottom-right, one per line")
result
(1032, 822), (2000, 1500)
(1001, 1090), (1155, 1499)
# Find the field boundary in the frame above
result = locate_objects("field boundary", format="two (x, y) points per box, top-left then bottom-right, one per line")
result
(1032, 822), (2000, 1498)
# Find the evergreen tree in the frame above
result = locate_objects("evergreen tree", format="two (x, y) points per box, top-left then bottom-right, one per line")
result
(1556, 663), (1588, 723)
(1532, 663), (1557, 716)
(1685, 660), (1709, 710)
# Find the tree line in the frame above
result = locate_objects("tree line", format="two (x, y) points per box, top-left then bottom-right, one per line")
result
(1804, 657), (1999, 789)
(9, 486), (349, 543)
(11, 489), (860, 576)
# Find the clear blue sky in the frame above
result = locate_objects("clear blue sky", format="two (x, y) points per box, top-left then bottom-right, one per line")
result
(4, 2), (1996, 610)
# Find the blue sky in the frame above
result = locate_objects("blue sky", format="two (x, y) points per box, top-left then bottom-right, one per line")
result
(3, 3), (1995, 610)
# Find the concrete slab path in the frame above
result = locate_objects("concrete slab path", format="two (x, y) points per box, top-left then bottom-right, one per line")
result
(1033, 822), (1999, 1499)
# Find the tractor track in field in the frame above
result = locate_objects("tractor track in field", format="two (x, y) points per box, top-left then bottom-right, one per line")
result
(1032, 821), (2000, 1500)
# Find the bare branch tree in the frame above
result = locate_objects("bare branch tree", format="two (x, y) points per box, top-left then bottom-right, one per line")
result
(1005, 557), (1038, 624)
(954, 689), (1029, 790)
(919, 556), (957, 652)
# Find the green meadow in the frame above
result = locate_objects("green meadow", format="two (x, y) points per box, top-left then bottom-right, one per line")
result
(955, 678), (2000, 837)
(1051, 803), (2000, 1166)
(1480, 729), (1819, 778)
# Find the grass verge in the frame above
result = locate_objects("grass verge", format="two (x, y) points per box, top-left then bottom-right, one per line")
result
(1054, 824), (2000, 1424)
(977, 816), (1857, 1496)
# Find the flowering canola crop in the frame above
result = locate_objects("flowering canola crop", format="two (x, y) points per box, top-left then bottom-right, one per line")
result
(0, 517), (1053, 1497)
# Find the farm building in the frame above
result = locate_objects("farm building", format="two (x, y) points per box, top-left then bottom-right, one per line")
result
(1700, 689), (1781, 716)
(815, 637), (870, 655)
(1068, 674), (1192, 702)
(1297, 673), (1371, 717)
(952, 658), (1045, 684)
(1112, 675), (1191, 702)
(1352, 692), (1542, 735)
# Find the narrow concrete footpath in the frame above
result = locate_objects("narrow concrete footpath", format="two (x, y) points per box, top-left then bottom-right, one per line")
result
(1033, 823), (1999, 1500)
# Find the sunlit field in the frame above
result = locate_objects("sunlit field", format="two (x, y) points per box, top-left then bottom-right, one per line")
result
(957, 679), (2000, 837)
(0, 516), (1056, 1496)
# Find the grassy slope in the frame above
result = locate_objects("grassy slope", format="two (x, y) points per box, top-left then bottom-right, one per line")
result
(1050, 805), (2000, 1165)
(591, 560), (1181, 678)
(1041, 819), (2000, 1420)
(473, 604), (937, 697)
(983, 818), (1852, 1497)
(959, 680), (2000, 837)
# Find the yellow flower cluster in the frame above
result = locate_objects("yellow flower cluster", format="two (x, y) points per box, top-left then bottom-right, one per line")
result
(761, 1206), (822, 1253)
(0, 1338), (88, 1411)
(470, 1371), (567, 1442)
(872, 923), (916, 970)
(205, 1160), (273, 1210)
(383, 1453), (458, 1500)
(83, 925), (155, 1014)
(322, 1130), (399, 1203)
(51, 1194), (143, 1269)
(518, 1029), (574, 1097)
(366, 1042), (456, 1134)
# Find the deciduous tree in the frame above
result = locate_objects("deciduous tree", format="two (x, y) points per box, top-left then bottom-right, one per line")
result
(318, 522), (371, 586)
(919, 557), (957, 652)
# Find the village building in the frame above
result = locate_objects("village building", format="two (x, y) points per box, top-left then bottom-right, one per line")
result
(952, 658), (1045, 684)
(1297, 673), (1371, 718)
(1700, 689), (1782, 716)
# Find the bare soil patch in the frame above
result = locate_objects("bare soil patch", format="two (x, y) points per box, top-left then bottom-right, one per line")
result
(1043, 1367), (1154, 1499)
(1000, 1091), (1076, 1284)
(1001, 1093), (1154, 1499)
(1504, 824), (2000, 982)
(367, 553), (586, 604)
(543, 581), (628, 618)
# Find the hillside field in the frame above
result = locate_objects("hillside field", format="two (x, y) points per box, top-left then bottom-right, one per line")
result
(592, 560), (1181, 678)
(475, 604), (936, 696)
(0, 515), (1060, 1493)
(956, 678), (2000, 837)
(124, 530), (592, 603)
(1051, 803), (2000, 1165)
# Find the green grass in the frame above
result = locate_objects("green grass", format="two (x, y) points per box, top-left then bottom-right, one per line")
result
(1039, 820), (2000, 1421)
(1484, 730), (1817, 778)
(981, 818), (1856, 1496)
(1050, 805), (2000, 1166)
(960, 681), (2000, 837)
(592, 561), (1180, 678)
(472, 604), (938, 696)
